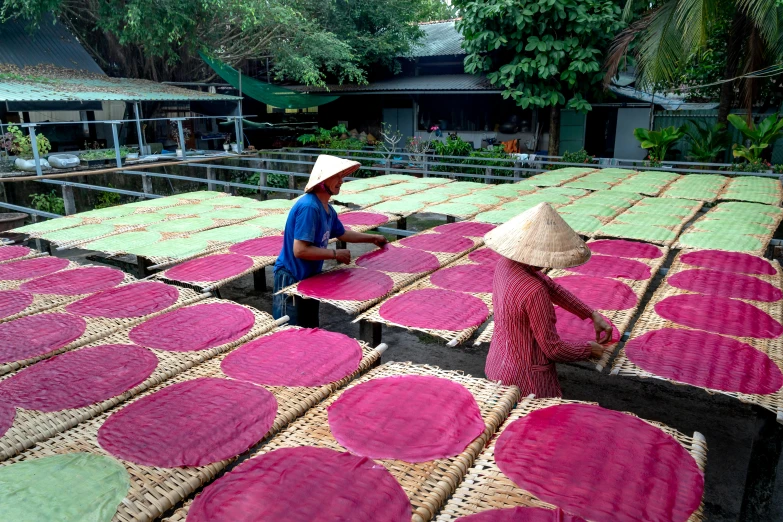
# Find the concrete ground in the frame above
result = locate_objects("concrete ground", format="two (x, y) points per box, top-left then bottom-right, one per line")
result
(59, 212), (783, 522)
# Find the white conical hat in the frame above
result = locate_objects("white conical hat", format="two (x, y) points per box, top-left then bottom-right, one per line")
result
(483, 202), (591, 268)
(304, 155), (361, 192)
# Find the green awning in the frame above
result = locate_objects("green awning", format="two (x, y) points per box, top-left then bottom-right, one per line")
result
(200, 52), (339, 109)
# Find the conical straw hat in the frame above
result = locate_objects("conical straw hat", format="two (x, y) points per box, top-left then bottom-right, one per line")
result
(483, 202), (591, 268)
(304, 155), (361, 192)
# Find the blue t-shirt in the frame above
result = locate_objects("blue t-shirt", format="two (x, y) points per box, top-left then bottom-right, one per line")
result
(273, 193), (346, 281)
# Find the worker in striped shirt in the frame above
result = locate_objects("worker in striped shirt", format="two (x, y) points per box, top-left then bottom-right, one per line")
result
(482, 202), (613, 398)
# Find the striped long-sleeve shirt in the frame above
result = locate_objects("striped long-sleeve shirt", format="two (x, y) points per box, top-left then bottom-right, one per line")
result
(485, 258), (594, 398)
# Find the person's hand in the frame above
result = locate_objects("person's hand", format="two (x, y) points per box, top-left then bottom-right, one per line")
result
(335, 249), (351, 264)
(592, 311), (613, 344)
(589, 341), (605, 360)
(372, 235), (388, 247)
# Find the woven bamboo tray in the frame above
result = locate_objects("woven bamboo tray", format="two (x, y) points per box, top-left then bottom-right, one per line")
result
(355, 254), (494, 346)
(0, 267), (137, 323)
(545, 243), (669, 370)
(0, 258), (81, 290)
(660, 175), (729, 202)
(153, 252), (278, 293)
(0, 284), (204, 377)
(434, 396), (707, 522)
(595, 200), (703, 247)
(1, 326), (385, 522)
(279, 235), (481, 315)
(473, 320), (494, 346)
(0, 299), (279, 462)
(673, 209), (783, 255)
(0, 245), (46, 264)
(718, 177), (783, 206)
(610, 271), (783, 419)
(163, 361), (520, 522)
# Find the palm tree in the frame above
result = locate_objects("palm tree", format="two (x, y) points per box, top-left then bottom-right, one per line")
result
(603, 0), (783, 124)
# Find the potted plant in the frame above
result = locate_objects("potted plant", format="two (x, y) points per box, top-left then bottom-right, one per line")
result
(223, 133), (232, 152)
(8, 124), (52, 171)
(169, 122), (192, 158)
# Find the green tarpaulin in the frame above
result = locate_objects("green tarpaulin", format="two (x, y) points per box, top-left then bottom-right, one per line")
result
(200, 52), (339, 109)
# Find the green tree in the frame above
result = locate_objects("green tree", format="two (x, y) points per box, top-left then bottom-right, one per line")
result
(604, 0), (783, 124)
(1, 0), (438, 84)
(455, 0), (624, 156)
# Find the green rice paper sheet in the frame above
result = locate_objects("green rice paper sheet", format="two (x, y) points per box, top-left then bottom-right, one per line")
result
(197, 196), (256, 207)
(545, 167), (595, 176)
(708, 209), (779, 225)
(372, 174), (419, 182)
(721, 192), (781, 205)
(12, 216), (85, 234)
(528, 170), (585, 187)
(246, 213), (290, 230)
(172, 191), (226, 201)
(426, 202), (482, 217)
(691, 219), (771, 235)
(543, 186), (589, 198)
(635, 170), (681, 182)
(123, 197), (183, 210)
(145, 217), (218, 234)
(131, 237), (211, 259)
(414, 177), (452, 185)
(596, 223), (677, 243)
(660, 174), (728, 201)
(557, 203), (617, 217)
(475, 207), (527, 224)
(239, 199), (295, 211)
(397, 190), (452, 204)
(190, 224), (264, 243)
(163, 204), (225, 216)
(101, 213), (170, 227)
(677, 231), (763, 252)
(0, 453), (130, 522)
(612, 212), (684, 227)
(564, 180), (612, 191)
(594, 168), (637, 176)
(480, 183), (536, 198)
(625, 204), (696, 219)
(362, 184), (418, 198)
(392, 182), (432, 194)
(714, 201), (783, 215)
(76, 206), (139, 219)
(199, 207), (260, 221)
(332, 192), (384, 207)
(609, 182), (665, 195)
(39, 223), (117, 243)
(720, 177), (782, 205)
(560, 213), (604, 235)
(427, 182), (484, 196)
(366, 199), (425, 215)
(83, 230), (164, 253)
(452, 192), (505, 207)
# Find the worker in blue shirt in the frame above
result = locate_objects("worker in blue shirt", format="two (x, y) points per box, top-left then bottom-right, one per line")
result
(273, 155), (387, 326)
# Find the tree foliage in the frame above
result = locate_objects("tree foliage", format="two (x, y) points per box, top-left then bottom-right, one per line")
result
(1, 0), (453, 83)
(455, 0), (624, 113)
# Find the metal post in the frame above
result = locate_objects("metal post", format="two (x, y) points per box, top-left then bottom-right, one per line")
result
(24, 124), (42, 176)
(133, 103), (146, 155)
(446, 215), (456, 224)
(423, 155), (429, 177)
(232, 116), (241, 153)
(176, 120), (186, 158)
(61, 185), (76, 215)
(30, 215), (43, 252)
(288, 173), (296, 200)
(253, 266), (267, 292)
(485, 167), (492, 184)
(237, 70), (244, 152)
(207, 166), (217, 191)
(141, 174), (153, 194)
(396, 216), (407, 240)
(137, 256), (153, 278)
(359, 319), (382, 347)
(110, 122), (122, 168)
(385, 158), (391, 175)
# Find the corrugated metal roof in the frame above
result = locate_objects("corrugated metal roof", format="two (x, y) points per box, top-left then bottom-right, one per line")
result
(0, 16), (105, 74)
(291, 74), (497, 94)
(610, 85), (719, 111)
(0, 76), (241, 102)
(408, 21), (465, 58)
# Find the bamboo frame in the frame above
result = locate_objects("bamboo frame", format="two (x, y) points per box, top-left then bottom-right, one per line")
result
(434, 396), (707, 522)
(0, 299), (278, 462)
(595, 200), (704, 246)
(0, 284), (205, 377)
(0, 328), (386, 522)
(355, 253), (494, 346)
(279, 235), (481, 315)
(163, 361), (521, 522)
(0, 267), (137, 323)
(611, 255), (783, 419)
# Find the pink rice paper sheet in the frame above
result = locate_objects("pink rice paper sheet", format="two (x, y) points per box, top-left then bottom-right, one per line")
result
(552, 275), (638, 311)
(455, 507), (586, 522)
(679, 249), (778, 276)
(667, 269), (782, 302)
(66, 281), (180, 319)
(588, 239), (664, 259)
(0, 245), (44, 264)
(399, 233), (476, 253)
(0, 297), (276, 462)
(297, 268), (394, 301)
(356, 245), (440, 274)
(378, 288), (489, 333)
(433, 221), (496, 238)
(186, 446), (411, 522)
(494, 403), (704, 522)
(0, 257), (72, 288)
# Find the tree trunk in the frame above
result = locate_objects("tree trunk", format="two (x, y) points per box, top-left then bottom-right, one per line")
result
(548, 105), (561, 157)
(717, 11), (746, 125)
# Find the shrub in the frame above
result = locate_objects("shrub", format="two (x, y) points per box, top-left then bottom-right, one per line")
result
(29, 191), (65, 215)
